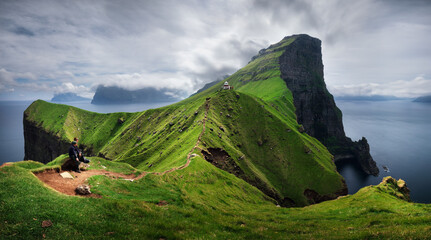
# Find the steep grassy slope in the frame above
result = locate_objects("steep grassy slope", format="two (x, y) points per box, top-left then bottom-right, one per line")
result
(1, 159), (430, 239)
(24, 86), (345, 206)
(199, 91), (344, 206)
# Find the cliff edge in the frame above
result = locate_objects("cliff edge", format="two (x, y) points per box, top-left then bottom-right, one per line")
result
(278, 34), (379, 175)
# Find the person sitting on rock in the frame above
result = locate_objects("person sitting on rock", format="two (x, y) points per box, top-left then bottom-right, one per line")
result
(73, 137), (90, 164)
(68, 141), (81, 173)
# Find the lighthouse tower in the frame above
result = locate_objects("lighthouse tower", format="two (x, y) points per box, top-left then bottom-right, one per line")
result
(223, 81), (231, 90)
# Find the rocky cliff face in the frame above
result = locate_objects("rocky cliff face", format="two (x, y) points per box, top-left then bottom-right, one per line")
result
(279, 34), (379, 176)
(23, 112), (70, 163)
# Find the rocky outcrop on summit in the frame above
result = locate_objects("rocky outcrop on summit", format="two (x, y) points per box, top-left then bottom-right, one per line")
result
(379, 176), (410, 201)
(278, 34), (379, 176)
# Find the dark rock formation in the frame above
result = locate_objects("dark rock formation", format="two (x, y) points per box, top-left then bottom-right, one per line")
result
(201, 148), (244, 177)
(61, 158), (89, 171)
(278, 34), (379, 176)
(61, 158), (77, 171)
(91, 85), (184, 104)
(304, 186), (348, 205)
(201, 148), (283, 206)
(23, 112), (70, 163)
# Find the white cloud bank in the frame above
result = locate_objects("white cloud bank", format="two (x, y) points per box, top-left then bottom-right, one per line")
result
(329, 76), (431, 98)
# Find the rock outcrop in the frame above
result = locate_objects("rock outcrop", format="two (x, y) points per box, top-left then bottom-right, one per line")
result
(23, 112), (70, 163)
(378, 176), (410, 201)
(278, 34), (379, 176)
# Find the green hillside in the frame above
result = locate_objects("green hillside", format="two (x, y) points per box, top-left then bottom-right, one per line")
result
(23, 86), (344, 206)
(1, 158), (430, 239)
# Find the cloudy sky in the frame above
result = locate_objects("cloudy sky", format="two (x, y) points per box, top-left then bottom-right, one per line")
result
(0, 0), (430, 100)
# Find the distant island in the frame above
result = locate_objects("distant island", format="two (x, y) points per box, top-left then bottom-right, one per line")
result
(335, 95), (408, 101)
(51, 92), (90, 102)
(413, 95), (431, 103)
(91, 85), (184, 104)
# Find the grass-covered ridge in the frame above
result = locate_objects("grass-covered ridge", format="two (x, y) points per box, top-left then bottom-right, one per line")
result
(24, 87), (344, 206)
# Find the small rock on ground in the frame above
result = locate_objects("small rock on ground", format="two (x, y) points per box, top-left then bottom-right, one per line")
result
(75, 184), (91, 195)
(41, 220), (52, 228)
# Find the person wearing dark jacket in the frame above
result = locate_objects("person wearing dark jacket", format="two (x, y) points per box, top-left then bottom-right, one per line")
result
(68, 141), (81, 173)
(73, 137), (90, 163)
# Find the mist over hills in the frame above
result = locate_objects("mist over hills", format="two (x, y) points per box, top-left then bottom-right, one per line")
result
(91, 85), (185, 104)
(51, 92), (90, 102)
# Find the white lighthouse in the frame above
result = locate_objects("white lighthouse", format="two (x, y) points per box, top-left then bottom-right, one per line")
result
(223, 81), (231, 90)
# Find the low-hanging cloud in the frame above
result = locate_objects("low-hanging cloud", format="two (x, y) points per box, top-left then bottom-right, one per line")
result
(329, 75), (431, 98)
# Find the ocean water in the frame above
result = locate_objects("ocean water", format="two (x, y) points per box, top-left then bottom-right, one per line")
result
(0, 101), (175, 165)
(335, 100), (431, 203)
(1, 99), (430, 203)
(0, 101), (32, 165)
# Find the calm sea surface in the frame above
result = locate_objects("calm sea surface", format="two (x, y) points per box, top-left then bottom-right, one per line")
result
(335, 100), (431, 203)
(1, 99), (430, 203)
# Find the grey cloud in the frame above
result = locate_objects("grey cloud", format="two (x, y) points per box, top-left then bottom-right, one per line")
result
(0, 0), (430, 100)
(11, 26), (35, 36)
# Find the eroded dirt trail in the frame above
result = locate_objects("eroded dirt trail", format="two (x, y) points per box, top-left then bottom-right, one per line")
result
(33, 98), (211, 197)
(34, 169), (136, 197)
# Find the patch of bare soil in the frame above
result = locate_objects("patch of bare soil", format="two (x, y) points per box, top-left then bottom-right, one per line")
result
(0, 162), (12, 168)
(34, 169), (137, 197)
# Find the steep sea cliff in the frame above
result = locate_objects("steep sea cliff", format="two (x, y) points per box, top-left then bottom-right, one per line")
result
(277, 34), (379, 175)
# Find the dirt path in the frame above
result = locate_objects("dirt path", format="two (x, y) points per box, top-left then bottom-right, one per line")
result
(34, 169), (136, 197)
(33, 98), (211, 197)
